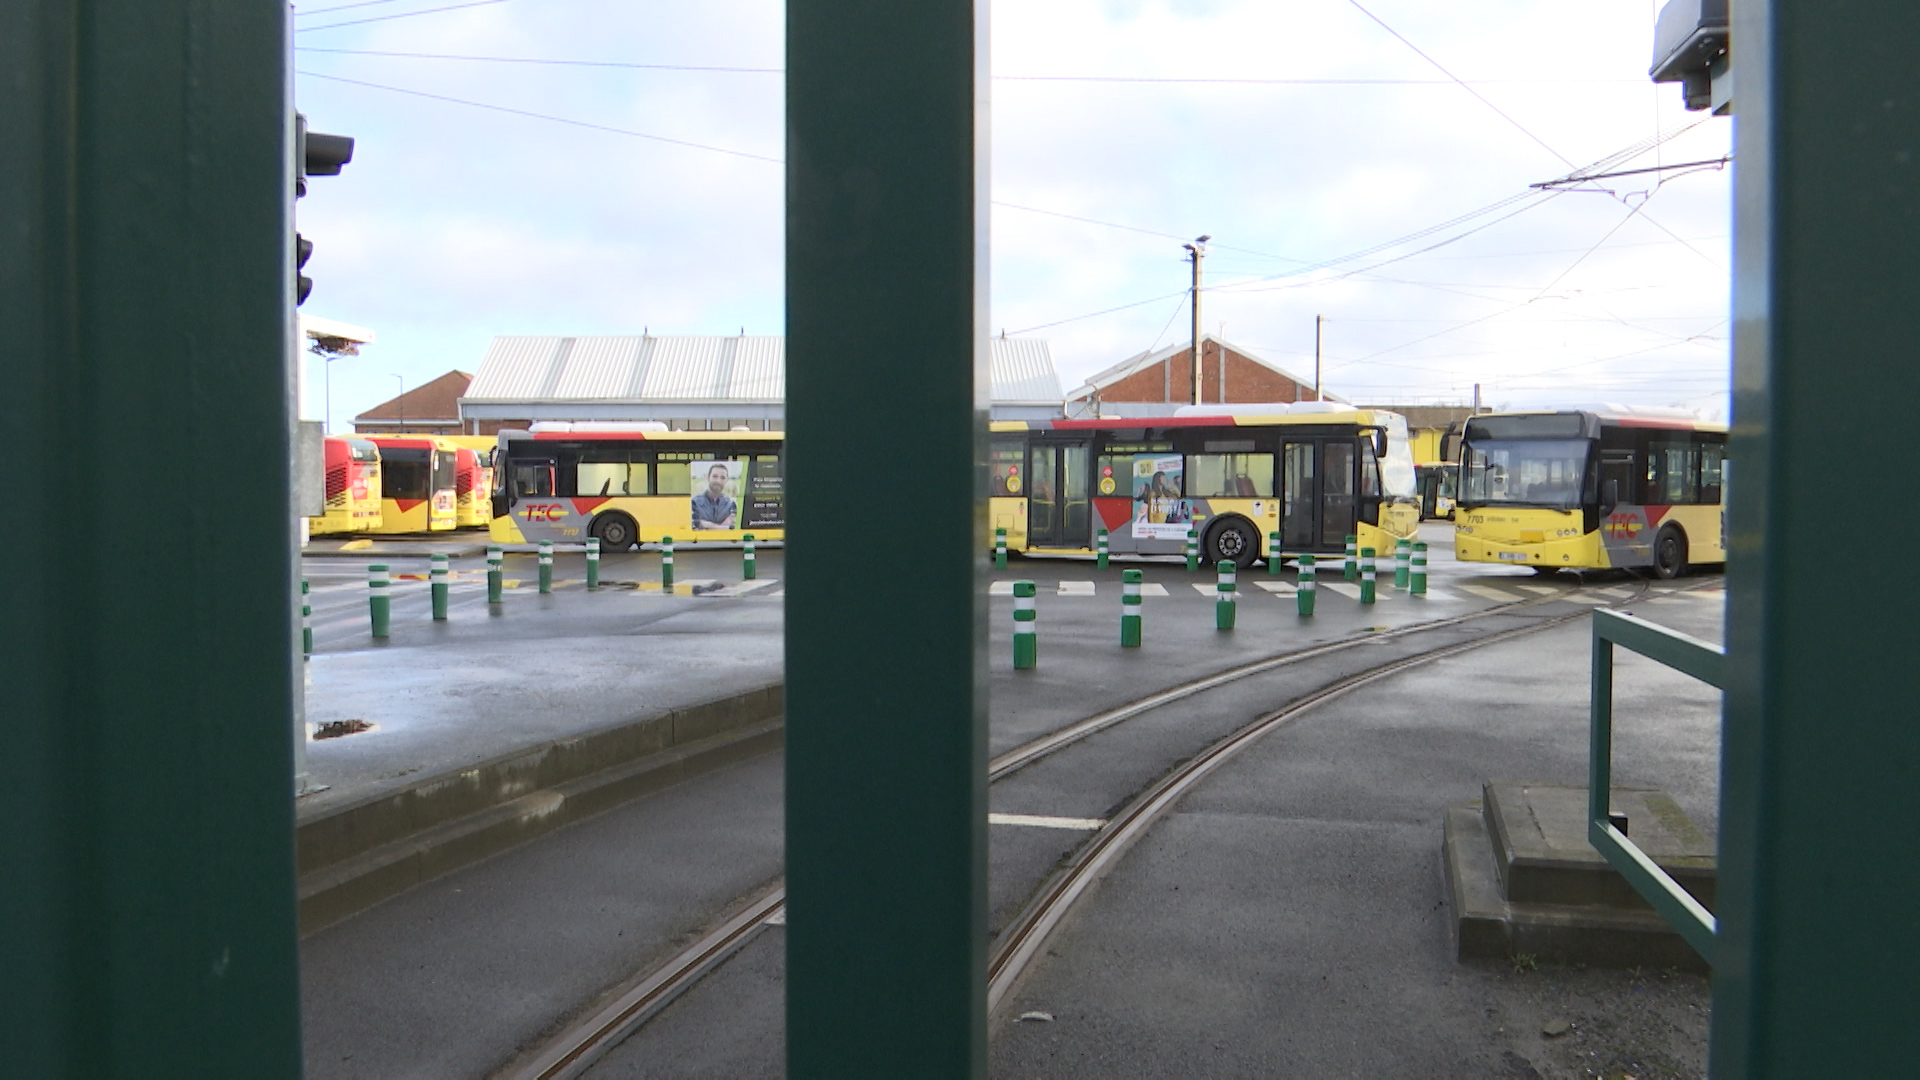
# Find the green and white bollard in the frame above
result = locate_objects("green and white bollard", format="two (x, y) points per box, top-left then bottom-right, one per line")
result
(586, 537), (601, 591)
(1120, 569), (1143, 647)
(487, 544), (503, 605)
(1012, 580), (1038, 669)
(301, 579), (312, 657)
(661, 536), (675, 588)
(430, 553), (450, 620)
(538, 540), (553, 594)
(1096, 528), (1109, 570)
(1359, 547), (1377, 604)
(1394, 537), (1411, 590)
(1215, 560), (1237, 630)
(1344, 534), (1358, 581)
(1185, 527), (1199, 572)
(368, 563), (391, 638)
(1296, 554), (1317, 616)
(1268, 531), (1282, 575)
(743, 533), (757, 580)
(1412, 541), (1428, 595)
(994, 527), (1007, 570)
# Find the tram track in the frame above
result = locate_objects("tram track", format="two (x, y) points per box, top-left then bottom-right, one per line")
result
(493, 576), (1676, 1079)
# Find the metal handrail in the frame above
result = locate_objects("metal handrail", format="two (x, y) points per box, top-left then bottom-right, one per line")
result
(1590, 608), (1722, 962)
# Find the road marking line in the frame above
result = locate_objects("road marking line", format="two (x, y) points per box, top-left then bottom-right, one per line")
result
(989, 581), (1014, 595)
(1559, 594), (1609, 604)
(1514, 584), (1561, 596)
(1254, 581), (1297, 595)
(1191, 583), (1220, 597)
(988, 813), (1107, 831)
(1590, 587), (1632, 598)
(1321, 583), (1387, 600)
(709, 578), (783, 598)
(633, 579), (720, 595)
(1138, 582), (1169, 597)
(1057, 581), (1095, 596)
(1457, 584), (1522, 602)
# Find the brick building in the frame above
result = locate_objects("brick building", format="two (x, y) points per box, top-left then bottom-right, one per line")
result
(352, 370), (473, 435)
(1064, 335), (1329, 418)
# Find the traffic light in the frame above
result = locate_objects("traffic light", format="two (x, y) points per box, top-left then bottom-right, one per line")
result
(294, 113), (355, 307)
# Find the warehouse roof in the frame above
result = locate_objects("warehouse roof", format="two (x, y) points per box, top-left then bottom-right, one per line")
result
(462, 334), (1063, 405)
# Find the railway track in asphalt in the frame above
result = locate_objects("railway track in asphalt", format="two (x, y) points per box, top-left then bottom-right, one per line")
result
(491, 575), (1697, 1079)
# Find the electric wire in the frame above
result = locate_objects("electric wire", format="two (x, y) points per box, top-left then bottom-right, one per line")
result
(297, 0), (509, 34)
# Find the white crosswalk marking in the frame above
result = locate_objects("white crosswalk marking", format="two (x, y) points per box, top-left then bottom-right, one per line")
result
(1458, 584), (1523, 602)
(988, 813), (1107, 831)
(1139, 583), (1169, 597)
(1057, 581), (1095, 596)
(1514, 584), (1561, 596)
(1254, 581), (1297, 595)
(989, 580), (1015, 595)
(1321, 583), (1387, 600)
(707, 579), (782, 598)
(1559, 594), (1609, 604)
(1590, 586), (1632, 598)
(1191, 583), (1223, 597)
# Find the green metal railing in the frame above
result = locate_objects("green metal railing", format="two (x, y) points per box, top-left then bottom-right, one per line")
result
(1589, 608), (1722, 963)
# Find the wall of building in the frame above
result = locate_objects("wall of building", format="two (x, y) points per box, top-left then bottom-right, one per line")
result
(1078, 344), (1312, 406)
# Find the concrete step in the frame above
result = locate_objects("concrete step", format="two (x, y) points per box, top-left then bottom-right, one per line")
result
(1484, 781), (1716, 912)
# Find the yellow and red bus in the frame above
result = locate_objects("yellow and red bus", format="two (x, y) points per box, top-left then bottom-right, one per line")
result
(991, 404), (1419, 567)
(438, 435), (498, 528)
(489, 423), (784, 549)
(308, 436), (383, 535)
(1453, 409), (1726, 578)
(363, 435), (458, 533)
(1416, 461), (1458, 520)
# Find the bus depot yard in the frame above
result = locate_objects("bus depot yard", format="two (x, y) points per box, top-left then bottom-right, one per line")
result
(296, 523), (1726, 1079)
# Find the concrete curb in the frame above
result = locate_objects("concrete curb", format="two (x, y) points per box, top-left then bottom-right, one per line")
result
(296, 683), (784, 935)
(302, 541), (492, 558)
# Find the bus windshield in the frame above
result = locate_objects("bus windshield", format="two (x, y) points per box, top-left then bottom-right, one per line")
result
(1461, 439), (1589, 509)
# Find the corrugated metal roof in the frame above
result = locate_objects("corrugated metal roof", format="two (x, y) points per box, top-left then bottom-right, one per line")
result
(462, 335), (1061, 404)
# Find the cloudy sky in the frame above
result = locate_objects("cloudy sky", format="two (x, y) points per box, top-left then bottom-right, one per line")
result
(292, 0), (1731, 429)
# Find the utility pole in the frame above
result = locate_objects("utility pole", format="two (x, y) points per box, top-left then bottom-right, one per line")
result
(1314, 314), (1324, 401)
(1472, 382), (1482, 413)
(1183, 236), (1209, 405)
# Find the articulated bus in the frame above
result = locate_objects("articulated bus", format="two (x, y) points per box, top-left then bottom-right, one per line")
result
(1453, 409), (1726, 578)
(308, 436), (383, 535)
(991, 404), (1419, 567)
(364, 436), (459, 533)
(490, 422), (785, 549)
(1415, 462), (1458, 520)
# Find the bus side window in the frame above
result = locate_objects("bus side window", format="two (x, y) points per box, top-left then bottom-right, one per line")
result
(1359, 441), (1382, 499)
(657, 460), (692, 495)
(1699, 441), (1724, 504)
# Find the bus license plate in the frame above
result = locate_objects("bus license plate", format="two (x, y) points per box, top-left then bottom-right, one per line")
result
(1498, 551), (1527, 561)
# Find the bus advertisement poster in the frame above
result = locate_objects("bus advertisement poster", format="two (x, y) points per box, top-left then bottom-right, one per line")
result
(691, 459), (744, 531)
(1131, 453), (1192, 539)
(746, 468), (783, 529)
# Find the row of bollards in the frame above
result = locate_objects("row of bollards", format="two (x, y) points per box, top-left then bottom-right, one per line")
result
(1005, 539), (1428, 667)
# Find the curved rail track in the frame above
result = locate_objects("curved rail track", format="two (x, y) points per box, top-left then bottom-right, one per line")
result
(496, 576), (1681, 1079)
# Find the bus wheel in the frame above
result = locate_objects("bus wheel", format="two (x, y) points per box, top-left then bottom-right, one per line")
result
(1652, 526), (1688, 580)
(1205, 517), (1259, 569)
(593, 513), (638, 551)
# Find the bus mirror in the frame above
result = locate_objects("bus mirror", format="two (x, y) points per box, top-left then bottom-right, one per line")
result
(1372, 429), (1388, 458)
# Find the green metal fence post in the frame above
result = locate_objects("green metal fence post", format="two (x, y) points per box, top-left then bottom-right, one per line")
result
(661, 535), (674, 589)
(1267, 530), (1281, 575)
(994, 526), (1007, 570)
(1394, 536), (1411, 589)
(1344, 533), (1358, 581)
(586, 536), (601, 590)
(1296, 554), (1316, 616)
(743, 533), (756, 580)
(430, 553), (449, 619)
(537, 540), (553, 594)
(1012, 580), (1037, 669)
(301, 579), (313, 656)
(1121, 568), (1144, 647)
(487, 544), (504, 604)
(2, 4), (304, 1066)
(368, 564), (391, 637)
(1096, 527), (1109, 569)
(1359, 547), (1376, 605)
(1215, 559), (1236, 630)
(1185, 526), (1199, 571)
(1411, 541), (1428, 595)
(787, 2), (988, 1072)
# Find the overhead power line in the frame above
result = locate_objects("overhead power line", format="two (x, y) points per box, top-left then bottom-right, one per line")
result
(297, 0), (509, 34)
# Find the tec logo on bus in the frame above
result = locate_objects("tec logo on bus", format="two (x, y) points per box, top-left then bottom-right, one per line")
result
(520, 504), (568, 522)
(1603, 513), (1644, 539)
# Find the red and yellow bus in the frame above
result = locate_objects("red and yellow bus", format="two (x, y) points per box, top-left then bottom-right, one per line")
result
(439, 435), (498, 528)
(489, 423), (784, 549)
(1453, 409), (1726, 578)
(991, 404), (1420, 566)
(363, 435), (458, 533)
(308, 436), (383, 535)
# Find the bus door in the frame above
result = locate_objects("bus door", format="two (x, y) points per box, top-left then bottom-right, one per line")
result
(1027, 439), (1091, 548)
(1278, 439), (1358, 551)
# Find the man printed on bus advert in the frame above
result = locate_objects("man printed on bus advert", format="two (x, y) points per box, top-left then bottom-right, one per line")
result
(692, 463), (738, 529)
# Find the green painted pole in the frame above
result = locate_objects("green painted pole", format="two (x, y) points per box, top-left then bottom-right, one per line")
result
(369, 564), (391, 637)
(301, 579), (313, 656)
(994, 526), (1007, 570)
(787, 4), (989, 1071)
(2, 2), (304, 1065)
(1185, 526), (1199, 571)
(743, 533), (757, 579)
(1121, 568), (1143, 647)
(1268, 530), (1281, 575)
(1411, 541), (1428, 595)
(487, 544), (503, 604)
(1394, 537), (1411, 589)
(1344, 534), (1358, 581)
(1012, 580), (1037, 669)
(1215, 559), (1236, 630)
(537, 540), (553, 594)
(1359, 547), (1376, 605)
(1095, 527), (1109, 569)
(586, 536), (601, 590)
(430, 553), (449, 619)
(1296, 554), (1316, 616)
(1714, 3), (1920, 1072)
(661, 535), (675, 589)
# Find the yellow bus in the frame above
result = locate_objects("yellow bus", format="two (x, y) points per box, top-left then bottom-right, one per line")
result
(489, 423), (784, 549)
(1415, 461), (1458, 520)
(363, 435), (459, 533)
(308, 436), (382, 535)
(991, 404), (1419, 567)
(438, 434), (497, 528)
(1453, 409), (1726, 578)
